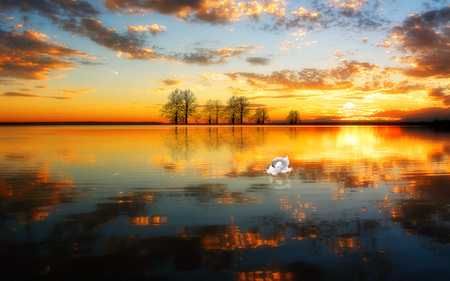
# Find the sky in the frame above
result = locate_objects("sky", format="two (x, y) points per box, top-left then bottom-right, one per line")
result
(0, 0), (449, 123)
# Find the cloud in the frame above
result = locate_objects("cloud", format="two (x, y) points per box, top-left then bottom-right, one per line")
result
(161, 79), (182, 86)
(0, 0), (100, 21)
(2, 91), (78, 100)
(372, 107), (450, 121)
(176, 45), (262, 65)
(334, 51), (343, 60)
(428, 87), (450, 106)
(2, 92), (39, 98)
(276, 0), (387, 32)
(246, 94), (314, 100)
(46, 96), (72, 100)
(359, 79), (424, 95)
(104, 0), (287, 24)
(104, 0), (203, 15)
(53, 89), (96, 95)
(1, 1), (166, 61)
(226, 60), (381, 92)
(327, 0), (369, 17)
(385, 6), (450, 78)
(125, 24), (167, 35)
(228, 86), (252, 95)
(42, 14), (249, 65)
(61, 18), (162, 60)
(246, 57), (270, 65)
(148, 24), (167, 35)
(148, 88), (170, 94)
(0, 29), (85, 81)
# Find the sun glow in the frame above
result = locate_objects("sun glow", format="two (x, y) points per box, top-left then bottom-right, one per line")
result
(343, 102), (356, 109)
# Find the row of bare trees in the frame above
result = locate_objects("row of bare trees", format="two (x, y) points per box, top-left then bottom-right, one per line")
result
(160, 89), (300, 124)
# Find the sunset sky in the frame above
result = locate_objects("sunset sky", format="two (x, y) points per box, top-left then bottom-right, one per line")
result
(1, 0), (449, 122)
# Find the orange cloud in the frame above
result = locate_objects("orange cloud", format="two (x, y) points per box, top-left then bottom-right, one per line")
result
(224, 59), (436, 102)
(1, 92), (72, 100)
(2, 92), (39, 98)
(54, 89), (96, 95)
(161, 79), (182, 86)
(104, 0), (286, 24)
(125, 24), (167, 35)
(0, 29), (86, 81)
(226, 60), (381, 92)
(327, 0), (369, 16)
(428, 87), (450, 106)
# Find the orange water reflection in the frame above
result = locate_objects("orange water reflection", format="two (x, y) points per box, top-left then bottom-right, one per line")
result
(159, 126), (449, 185)
(235, 270), (293, 281)
(201, 225), (285, 250)
(0, 126), (449, 280)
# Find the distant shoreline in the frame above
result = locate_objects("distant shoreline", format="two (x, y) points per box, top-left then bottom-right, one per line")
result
(0, 120), (449, 128)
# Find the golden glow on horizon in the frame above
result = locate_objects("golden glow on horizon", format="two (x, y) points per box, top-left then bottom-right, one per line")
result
(1, 1), (449, 122)
(1, 126), (448, 262)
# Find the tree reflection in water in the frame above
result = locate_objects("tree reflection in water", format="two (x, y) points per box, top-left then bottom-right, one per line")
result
(0, 126), (449, 280)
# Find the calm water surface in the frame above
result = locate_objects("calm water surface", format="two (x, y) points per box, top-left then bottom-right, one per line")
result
(0, 126), (449, 280)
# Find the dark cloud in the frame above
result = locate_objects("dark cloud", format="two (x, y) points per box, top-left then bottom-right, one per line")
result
(61, 18), (161, 59)
(2, 92), (73, 100)
(104, 0), (203, 15)
(1, 0), (162, 61)
(372, 107), (450, 121)
(388, 6), (450, 78)
(279, 1), (387, 32)
(3, 92), (39, 97)
(0, 29), (84, 81)
(3, 1), (258, 67)
(175, 45), (261, 65)
(428, 87), (450, 105)
(104, 0), (286, 25)
(0, 0), (99, 21)
(246, 57), (270, 65)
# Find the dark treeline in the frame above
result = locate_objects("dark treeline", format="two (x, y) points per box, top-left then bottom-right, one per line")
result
(3, 120), (449, 128)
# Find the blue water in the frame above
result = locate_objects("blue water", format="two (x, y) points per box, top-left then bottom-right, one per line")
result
(0, 126), (449, 280)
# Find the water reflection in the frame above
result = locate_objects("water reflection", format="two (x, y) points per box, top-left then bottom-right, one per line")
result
(0, 126), (449, 280)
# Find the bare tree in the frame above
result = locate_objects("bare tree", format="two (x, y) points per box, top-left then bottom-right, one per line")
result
(225, 96), (250, 124)
(287, 110), (300, 124)
(236, 96), (250, 124)
(160, 89), (198, 124)
(203, 99), (223, 125)
(226, 96), (239, 124)
(253, 107), (269, 124)
(160, 89), (183, 124)
(180, 89), (198, 124)
(204, 99), (215, 125)
(213, 100), (222, 124)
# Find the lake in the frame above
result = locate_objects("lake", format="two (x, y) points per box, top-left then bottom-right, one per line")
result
(0, 125), (449, 280)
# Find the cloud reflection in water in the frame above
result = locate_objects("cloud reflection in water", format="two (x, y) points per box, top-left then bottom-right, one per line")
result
(0, 125), (449, 280)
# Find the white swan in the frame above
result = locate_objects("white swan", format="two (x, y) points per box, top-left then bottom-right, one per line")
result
(267, 156), (292, 175)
